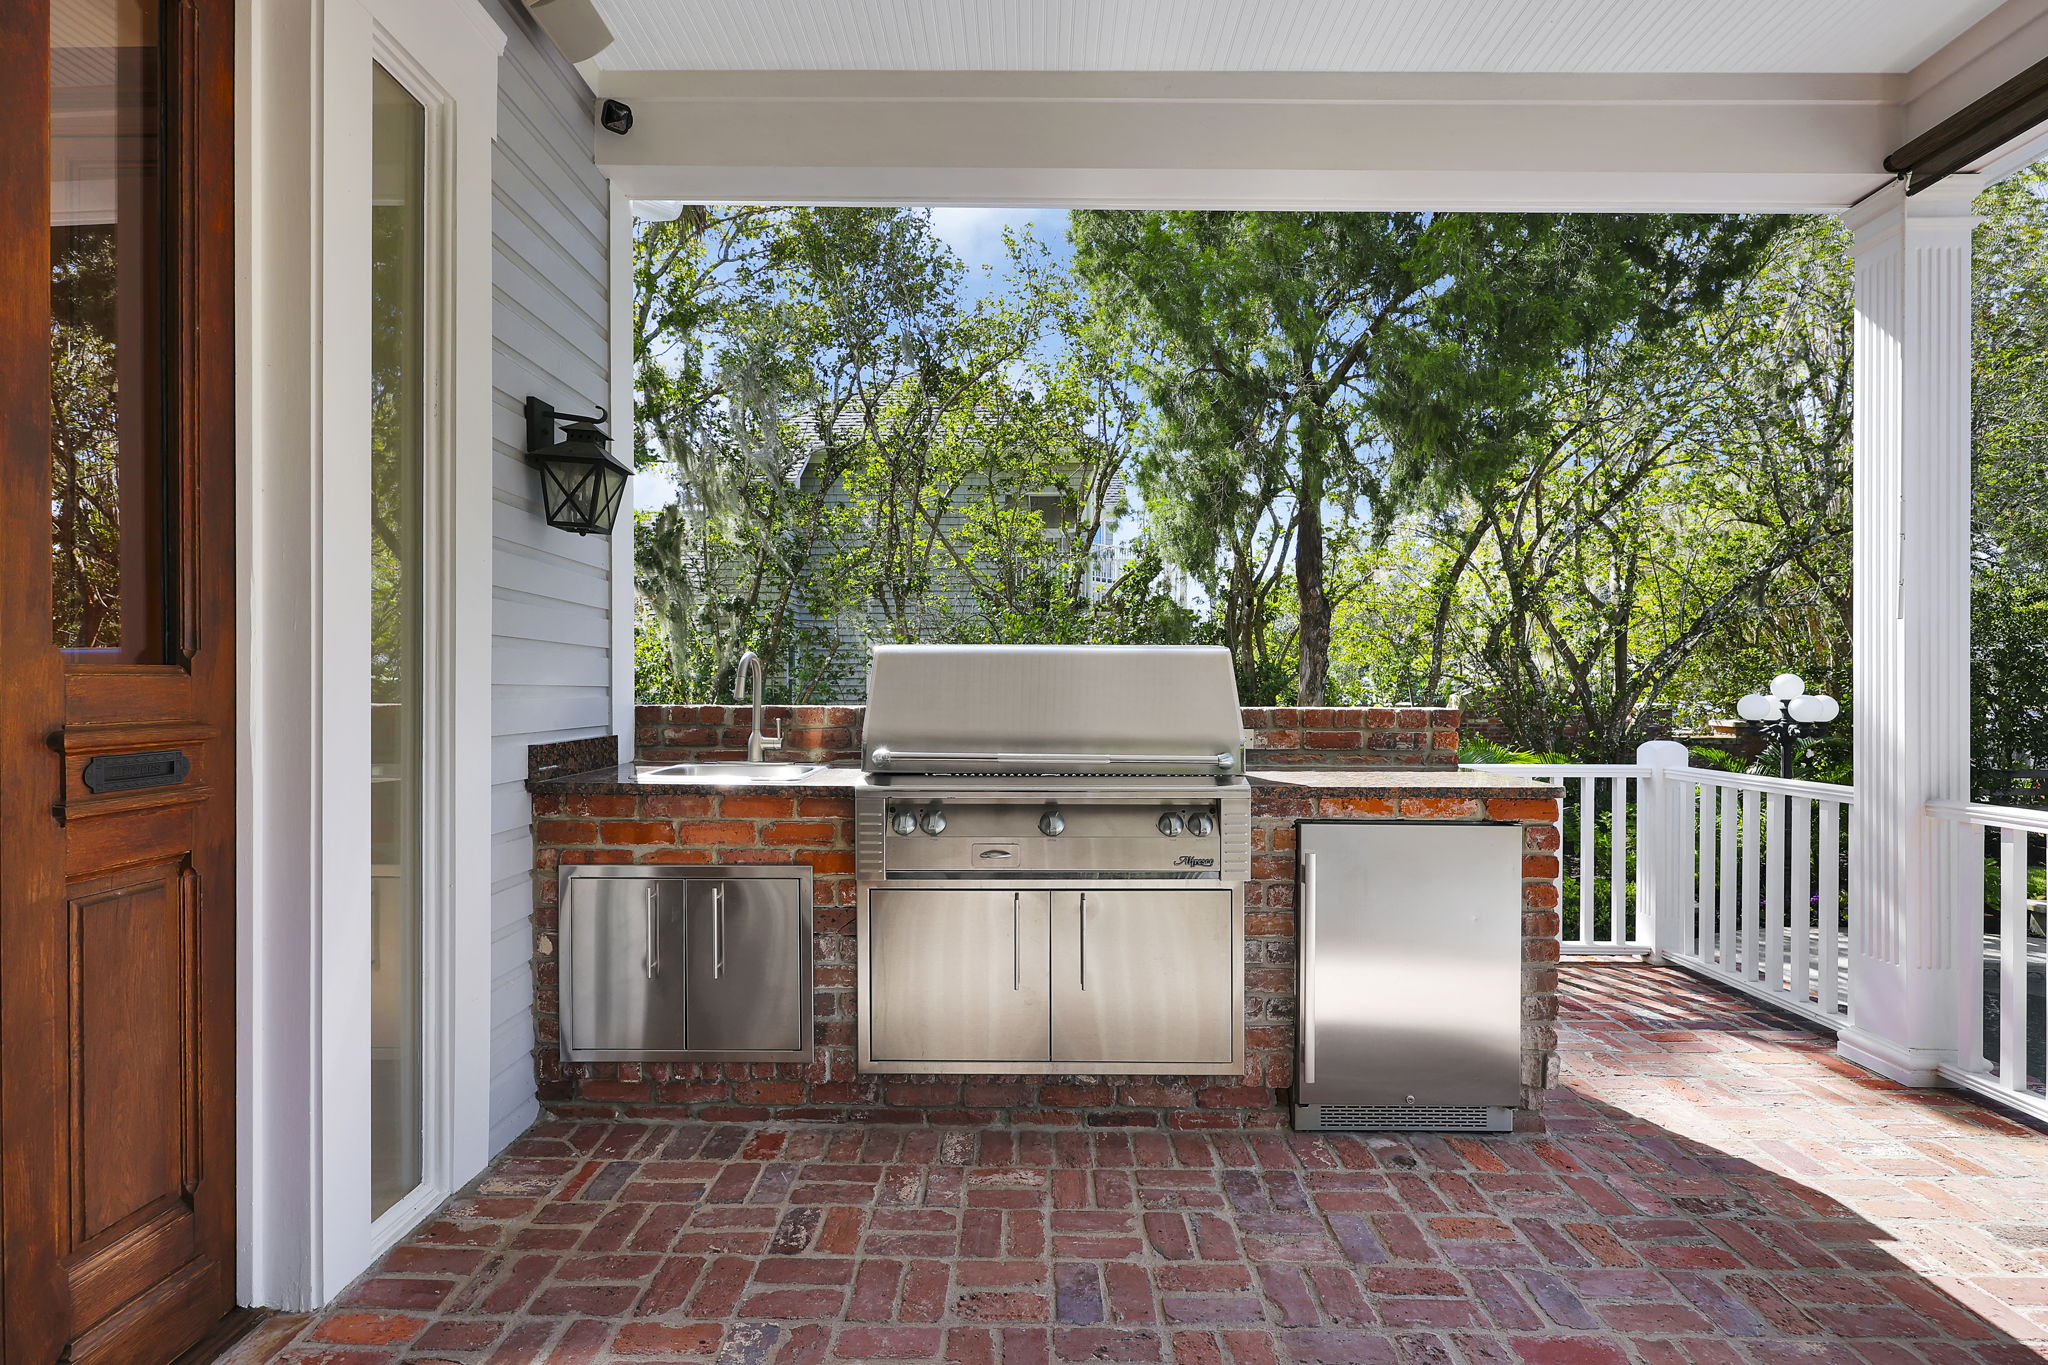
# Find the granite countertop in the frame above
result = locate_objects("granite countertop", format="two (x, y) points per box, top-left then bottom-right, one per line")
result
(531, 762), (866, 797)
(533, 763), (1557, 800)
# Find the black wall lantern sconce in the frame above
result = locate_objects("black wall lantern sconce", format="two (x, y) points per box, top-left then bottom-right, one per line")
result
(524, 396), (629, 536)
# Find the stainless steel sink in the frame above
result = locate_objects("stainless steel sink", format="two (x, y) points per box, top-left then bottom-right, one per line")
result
(644, 762), (826, 783)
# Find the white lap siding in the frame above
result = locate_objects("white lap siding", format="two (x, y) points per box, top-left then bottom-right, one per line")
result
(485, 0), (615, 1153)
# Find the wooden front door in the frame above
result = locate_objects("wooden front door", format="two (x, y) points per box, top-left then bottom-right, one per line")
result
(0, 0), (237, 1361)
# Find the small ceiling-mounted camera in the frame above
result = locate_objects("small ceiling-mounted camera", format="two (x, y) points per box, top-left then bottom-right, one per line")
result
(600, 98), (633, 135)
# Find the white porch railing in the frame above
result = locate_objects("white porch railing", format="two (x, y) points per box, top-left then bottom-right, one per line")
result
(1659, 767), (1855, 1029)
(1466, 764), (1650, 953)
(1929, 800), (2048, 1114)
(1482, 753), (2048, 1129)
(1470, 753), (2048, 1122)
(1470, 751), (1855, 1030)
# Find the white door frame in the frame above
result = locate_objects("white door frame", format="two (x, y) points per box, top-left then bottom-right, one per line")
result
(239, 0), (503, 1309)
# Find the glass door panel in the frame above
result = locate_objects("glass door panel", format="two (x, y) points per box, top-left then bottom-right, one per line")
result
(369, 63), (426, 1220)
(50, 0), (167, 662)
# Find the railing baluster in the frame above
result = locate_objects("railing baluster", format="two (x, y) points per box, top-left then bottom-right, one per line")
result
(1682, 780), (1700, 958)
(1691, 781), (1710, 961)
(1719, 785), (1738, 975)
(1611, 775), (1628, 946)
(1577, 775), (1595, 948)
(1818, 799), (1840, 1019)
(2036, 830), (2046, 1095)
(2000, 826), (2026, 1094)
(1739, 789), (1759, 981)
(1764, 792), (1786, 996)
(1790, 796), (1813, 1007)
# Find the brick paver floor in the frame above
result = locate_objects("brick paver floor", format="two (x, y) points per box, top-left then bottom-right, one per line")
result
(269, 964), (2048, 1363)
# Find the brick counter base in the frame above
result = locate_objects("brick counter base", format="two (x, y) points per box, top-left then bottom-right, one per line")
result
(530, 784), (1559, 1132)
(1245, 790), (1564, 1119)
(639, 705), (1461, 769)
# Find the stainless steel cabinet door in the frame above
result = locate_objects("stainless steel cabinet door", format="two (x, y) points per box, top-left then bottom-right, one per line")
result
(1050, 889), (1236, 1065)
(1295, 822), (1522, 1107)
(868, 889), (1050, 1062)
(563, 877), (688, 1054)
(684, 878), (806, 1053)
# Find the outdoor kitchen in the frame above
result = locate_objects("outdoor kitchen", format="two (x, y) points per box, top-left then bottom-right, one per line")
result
(527, 645), (1563, 1134)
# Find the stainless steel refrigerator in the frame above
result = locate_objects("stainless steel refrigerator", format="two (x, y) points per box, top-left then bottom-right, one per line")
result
(1293, 821), (1524, 1132)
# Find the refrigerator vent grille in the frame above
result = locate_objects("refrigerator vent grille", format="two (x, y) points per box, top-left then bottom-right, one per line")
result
(1295, 1104), (1514, 1133)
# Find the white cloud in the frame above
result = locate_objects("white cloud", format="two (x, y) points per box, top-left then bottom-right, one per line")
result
(924, 206), (1015, 260)
(924, 206), (1069, 274)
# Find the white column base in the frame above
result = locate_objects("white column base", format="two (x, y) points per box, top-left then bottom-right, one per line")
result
(1836, 1024), (1951, 1089)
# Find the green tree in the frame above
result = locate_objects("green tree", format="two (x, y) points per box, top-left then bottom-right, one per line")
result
(1326, 217), (1855, 760)
(1070, 210), (1783, 705)
(49, 227), (125, 648)
(632, 208), (1170, 701)
(1972, 165), (2048, 800)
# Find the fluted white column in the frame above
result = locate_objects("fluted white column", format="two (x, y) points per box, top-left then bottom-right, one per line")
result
(1838, 177), (1979, 1087)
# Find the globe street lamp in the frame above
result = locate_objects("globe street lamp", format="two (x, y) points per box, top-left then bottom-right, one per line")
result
(1735, 673), (1840, 780)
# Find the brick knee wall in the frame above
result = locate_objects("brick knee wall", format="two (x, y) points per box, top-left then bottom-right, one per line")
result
(529, 776), (1559, 1131)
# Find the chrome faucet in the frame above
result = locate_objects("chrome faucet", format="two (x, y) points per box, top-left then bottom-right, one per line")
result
(734, 650), (782, 763)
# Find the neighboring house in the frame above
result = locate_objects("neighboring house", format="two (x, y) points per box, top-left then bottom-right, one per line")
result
(1, 0), (2044, 1359)
(781, 464), (1131, 700)
(670, 403), (1130, 700)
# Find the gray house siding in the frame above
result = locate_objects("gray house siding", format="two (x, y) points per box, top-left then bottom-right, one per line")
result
(485, 0), (615, 1153)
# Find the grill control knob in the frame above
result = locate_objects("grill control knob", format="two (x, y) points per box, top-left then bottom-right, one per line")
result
(1157, 812), (1185, 837)
(891, 809), (918, 837)
(920, 807), (948, 836)
(1187, 811), (1216, 838)
(1039, 810), (1067, 837)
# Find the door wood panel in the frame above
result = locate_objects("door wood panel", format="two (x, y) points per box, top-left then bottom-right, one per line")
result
(69, 862), (198, 1244)
(0, 0), (237, 1359)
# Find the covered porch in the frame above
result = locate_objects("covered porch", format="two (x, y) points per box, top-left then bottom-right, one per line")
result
(253, 963), (2048, 1361)
(575, 0), (2048, 1127)
(218, 0), (2048, 1345)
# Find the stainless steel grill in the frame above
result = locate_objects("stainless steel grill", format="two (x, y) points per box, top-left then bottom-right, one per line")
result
(855, 645), (1251, 1076)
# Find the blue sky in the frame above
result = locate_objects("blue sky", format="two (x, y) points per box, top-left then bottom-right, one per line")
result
(923, 206), (1073, 300)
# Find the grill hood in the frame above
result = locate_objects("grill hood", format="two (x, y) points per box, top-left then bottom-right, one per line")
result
(863, 644), (1245, 777)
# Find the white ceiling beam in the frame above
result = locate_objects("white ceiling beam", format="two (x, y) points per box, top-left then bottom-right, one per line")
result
(594, 70), (1898, 212)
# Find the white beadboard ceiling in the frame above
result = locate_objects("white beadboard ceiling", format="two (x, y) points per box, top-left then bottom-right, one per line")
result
(589, 0), (2005, 74)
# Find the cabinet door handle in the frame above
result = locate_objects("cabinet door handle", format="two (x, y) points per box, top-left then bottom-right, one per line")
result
(1012, 891), (1021, 989)
(713, 883), (726, 980)
(645, 884), (659, 979)
(1078, 892), (1087, 991)
(1301, 853), (1317, 1085)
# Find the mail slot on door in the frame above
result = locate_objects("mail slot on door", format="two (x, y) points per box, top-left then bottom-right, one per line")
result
(80, 749), (190, 794)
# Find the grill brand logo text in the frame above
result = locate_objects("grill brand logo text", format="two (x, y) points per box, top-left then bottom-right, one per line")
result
(1173, 854), (1215, 867)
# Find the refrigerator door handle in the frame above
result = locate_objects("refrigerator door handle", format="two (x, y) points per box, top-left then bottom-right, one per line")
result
(713, 882), (726, 979)
(645, 884), (659, 979)
(1301, 852), (1317, 1086)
